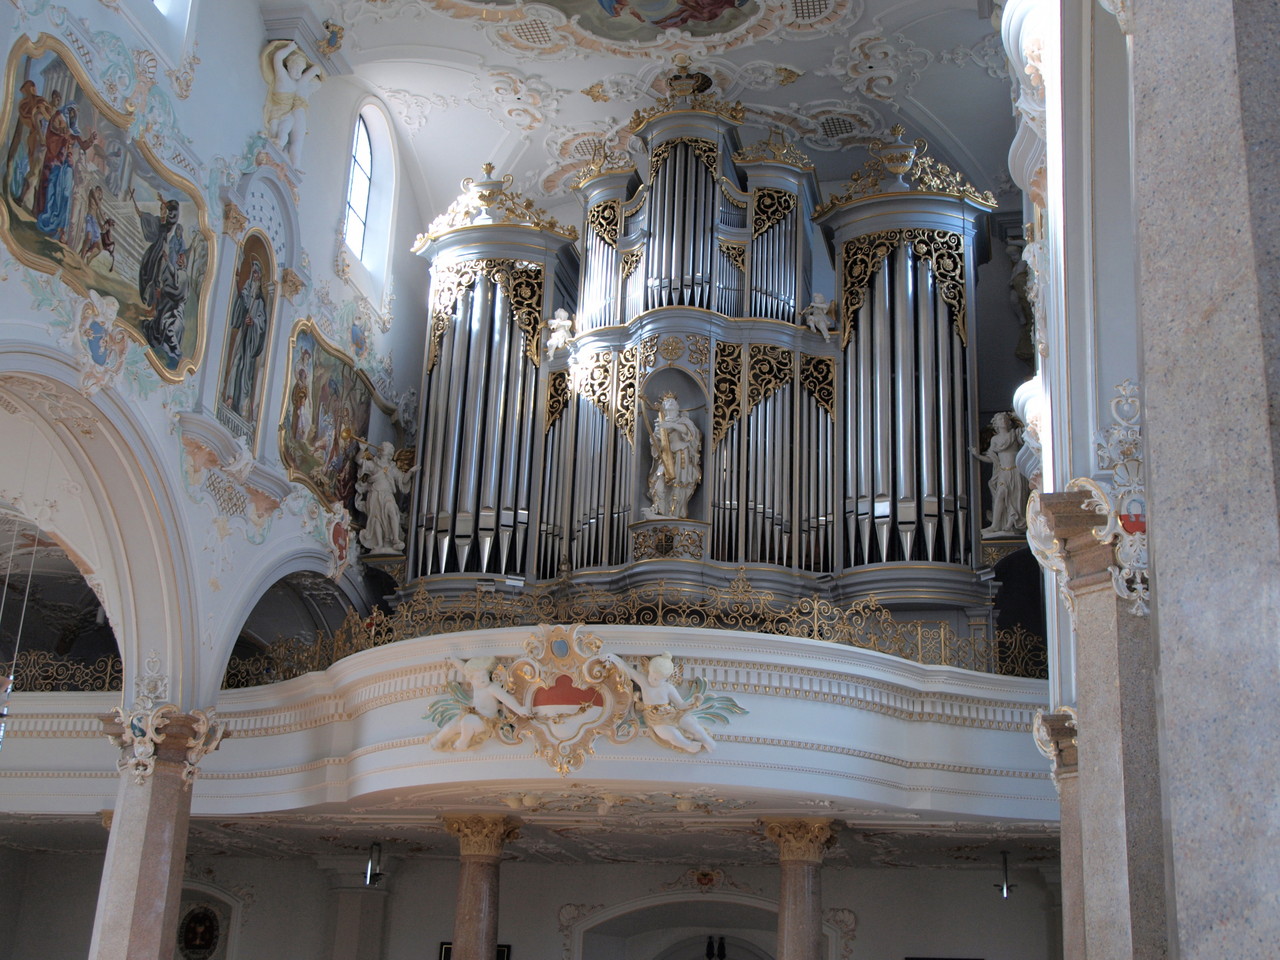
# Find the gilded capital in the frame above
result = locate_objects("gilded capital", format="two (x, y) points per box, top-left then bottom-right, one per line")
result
(761, 819), (836, 863)
(444, 814), (521, 858)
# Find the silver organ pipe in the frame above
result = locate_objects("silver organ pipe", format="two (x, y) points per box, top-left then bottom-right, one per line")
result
(412, 90), (993, 619)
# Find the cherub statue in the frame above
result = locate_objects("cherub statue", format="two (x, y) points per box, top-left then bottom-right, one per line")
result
(428, 656), (529, 751)
(800, 292), (835, 342)
(355, 441), (418, 554)
(606, 651), (716, 753)
(261, 40), (324, 167)
(545, 308), (575, 357)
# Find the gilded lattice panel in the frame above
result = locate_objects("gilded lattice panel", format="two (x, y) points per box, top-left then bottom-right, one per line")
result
(840, 229), (968, 348)
(621, 250), (643, 280)
(799, 355), (835, 419)
(639, 335), (658, 369)
(428, 258), (546, 369)
(713, 342), (743, 447)
(747, 344), (793, 413)
(617, 345), (638, 445)
(751, 188), (797, 238)
(687, 335), (710, 370)
(587, 199), (621, 248)
(719, 240), (746, 273)
(649, 137), (718, 177)
(545, 369), (570, 432)
(633, 526), (705, 560)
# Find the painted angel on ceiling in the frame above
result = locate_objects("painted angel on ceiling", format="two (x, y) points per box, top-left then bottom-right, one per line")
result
(597, 0), (748, 30)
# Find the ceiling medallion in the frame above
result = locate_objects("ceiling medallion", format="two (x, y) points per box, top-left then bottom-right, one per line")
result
(425, 623), (747, 774)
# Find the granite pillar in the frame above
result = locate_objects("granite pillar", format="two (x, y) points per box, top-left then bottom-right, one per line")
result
(445, 815), (519, 960)
(1036, 711), (1082, 960)
(1130, 2), (1280, 956)
(89, 708), (223, 960)
(1036, 491), (1167, 959)
(762, 819), (834, 960)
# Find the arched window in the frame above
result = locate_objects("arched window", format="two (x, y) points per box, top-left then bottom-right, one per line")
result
(342, 104), (396, 294)
(344, 116), (373, 261)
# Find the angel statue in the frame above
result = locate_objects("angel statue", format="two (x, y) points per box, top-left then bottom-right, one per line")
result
(605, 651), (744, 754)
(545, 308), (575, 357)
(261, 41), (324, 167)
(800, 292), (836, 342)
(355, 441), (418, 554)
(426, 657), (529, 752)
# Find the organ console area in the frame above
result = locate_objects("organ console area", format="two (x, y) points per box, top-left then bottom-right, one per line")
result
(410, 64), (997, 620)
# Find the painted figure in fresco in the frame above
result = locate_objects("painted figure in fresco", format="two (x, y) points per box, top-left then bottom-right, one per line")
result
(598, 0), (746, 29)
(430, 656), (529, 752)
(34, 100), (97, 239)
(129, 189), (190, 365)
(800, 292), (835, 342)
(79, 185), (115, 271)
(6, 79), (52, 208)
(972, 411), (1028, 537)
(262, 41), (323, 168)
(355, 441), (418, 554)
(606, 652), (716, 753)
(645, 393), (701, 519)
(225, 257), (269, 419)
(288, 359), (310, 441)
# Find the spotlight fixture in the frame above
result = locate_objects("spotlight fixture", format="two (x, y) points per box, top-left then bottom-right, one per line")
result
(365, 842), (385, 887)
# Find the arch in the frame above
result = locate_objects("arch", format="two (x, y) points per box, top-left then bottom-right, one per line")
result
(569, 889), (848, 960)
(0, 346), (199, 705)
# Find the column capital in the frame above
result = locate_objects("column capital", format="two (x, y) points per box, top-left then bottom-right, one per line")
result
(101, 705), (226, 787)
(444, 814), (521, 858)
(1033, 708), (1079, 782)
(761, 818), (836, 863)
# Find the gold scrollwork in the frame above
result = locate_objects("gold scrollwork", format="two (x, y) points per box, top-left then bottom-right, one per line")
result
(751, 188), (797, 238)
(546, 369), (570, 432)
(799, 354), (835, 419)
(639, 335), (658, 369)
(428, 258), (546, 370)
(713, 342), (743, 447)
(649, 137), (719, 178)
(587, 199), (622, 248)
(617, 345), (638, 445)
(5, 651), (122, 692)
(221, 570), (1047, 688)
(840, 229), (968, 347)
(658, 336), (686, 362)
(719, 240), (746, 273)
(621, 250), (643, 280)
(633, 525), (704, 560)
(575, 349), (614, 422)
(687, 335), (710, 369)
(747, 344), (793, 413)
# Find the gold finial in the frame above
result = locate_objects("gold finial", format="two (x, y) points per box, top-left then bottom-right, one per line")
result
(482, 162), (495, 176)
(890, 123), (906, 137)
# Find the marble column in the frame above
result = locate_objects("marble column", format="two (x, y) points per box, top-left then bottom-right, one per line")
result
(88, 706), (224, 960)
(1129, 2), (1280, 956)
(1034, 490), (1167, 959)
(318, 856), (390, 960)
(762, 819), (834, 960)
(445, 815), (520, 960)
(1035, 711), (1082, 960)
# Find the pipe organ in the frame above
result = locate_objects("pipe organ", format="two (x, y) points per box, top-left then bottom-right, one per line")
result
(412, 73), (996, 611)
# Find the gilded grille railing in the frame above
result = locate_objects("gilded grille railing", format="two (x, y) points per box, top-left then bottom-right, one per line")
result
(2, 651), (122, 692)
(223, 570), (1047, 688)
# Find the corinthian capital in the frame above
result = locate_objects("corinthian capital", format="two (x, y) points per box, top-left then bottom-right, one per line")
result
(444, 814), (521, 858)
(761, 819), (836, 863)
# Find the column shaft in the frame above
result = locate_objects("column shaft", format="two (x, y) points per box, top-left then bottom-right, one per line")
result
(763, 819), (833, 960)
(445, 815), (519, 960)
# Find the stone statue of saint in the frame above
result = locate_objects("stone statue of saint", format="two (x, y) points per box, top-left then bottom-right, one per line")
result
(261, 41), (323, 168)
(972, 412), (1029, 537)
(644, 394), (701, 519)
(355, 442), (417, 554)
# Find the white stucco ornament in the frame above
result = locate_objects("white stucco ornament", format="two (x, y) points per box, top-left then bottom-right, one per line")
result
(424, 624), (745, 774)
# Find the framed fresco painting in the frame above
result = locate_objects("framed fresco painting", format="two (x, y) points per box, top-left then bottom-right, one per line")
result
(279, 318), (392, 510)
(0, 34), (212, 380)
(217, 230), (276, 448)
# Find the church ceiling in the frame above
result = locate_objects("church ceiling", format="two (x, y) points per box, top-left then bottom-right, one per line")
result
(305, 0), (1016, 216)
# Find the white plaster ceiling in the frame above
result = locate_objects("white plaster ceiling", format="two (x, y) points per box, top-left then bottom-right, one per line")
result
(297, 0), (1016, 222)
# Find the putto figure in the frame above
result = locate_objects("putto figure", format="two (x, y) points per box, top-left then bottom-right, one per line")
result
(606, 652), (718, 753)
(545, 308), (574, 357)
(261, 40), (324, 167)
(800, 292), (835, 342)
(644, 393), (701, 519)
(428, 656), (528, 752)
